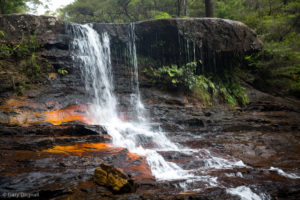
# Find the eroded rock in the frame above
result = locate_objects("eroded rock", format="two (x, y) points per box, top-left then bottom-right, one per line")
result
(94, 163), (137, 193)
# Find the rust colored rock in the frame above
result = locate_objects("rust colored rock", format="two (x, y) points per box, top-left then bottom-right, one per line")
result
(94, 163), (137, 193)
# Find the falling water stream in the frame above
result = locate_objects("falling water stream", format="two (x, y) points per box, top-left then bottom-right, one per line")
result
(68, 23), (193, 181)
(65, 23), (300, 199)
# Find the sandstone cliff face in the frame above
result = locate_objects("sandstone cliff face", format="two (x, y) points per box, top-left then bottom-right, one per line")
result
(93, 18), (263, 75)
(0, 14), (72, 100)
(0, 14), (65, 42)
(1, 15), (263, 74)
(0, 14), (263, 113)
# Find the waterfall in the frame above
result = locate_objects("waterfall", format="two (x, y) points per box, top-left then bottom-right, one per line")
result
(67, 23), (192, 181)
(127, 23), (145, 122)
(68, 24), (118, 125)
(67, 23), (259, 194)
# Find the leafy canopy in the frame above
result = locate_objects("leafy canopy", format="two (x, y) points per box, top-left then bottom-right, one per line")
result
(0, 0), (45, 14)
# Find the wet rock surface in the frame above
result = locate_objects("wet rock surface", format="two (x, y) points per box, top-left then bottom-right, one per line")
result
(0, 85), (299, 199)
(142, 84), (300, 167)
(0, 124), (153, 199)
(139, 85), (300, 199)
(0, 14), (299, 199)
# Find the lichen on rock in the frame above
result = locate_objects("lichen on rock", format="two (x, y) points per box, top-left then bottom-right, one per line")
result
(94, 163), (137, 193)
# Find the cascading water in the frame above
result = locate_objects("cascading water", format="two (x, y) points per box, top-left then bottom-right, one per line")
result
(125, 23), (248, 184)
(68, 24), (118, 125)
(67, 22), (274, 198)
(127, 23), (145, 122)
(68, 23), (192, 181)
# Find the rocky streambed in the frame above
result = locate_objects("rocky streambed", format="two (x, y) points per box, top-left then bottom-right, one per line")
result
(0, 85), (299, 199)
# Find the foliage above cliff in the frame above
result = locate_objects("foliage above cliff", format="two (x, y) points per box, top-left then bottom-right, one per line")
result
(0, 0), (44, 14)
(242, 1), (300, 97)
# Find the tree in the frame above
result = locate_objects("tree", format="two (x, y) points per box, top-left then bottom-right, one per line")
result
(0, 0), (43, 14)
(183, 0), (187, 16)
(177, 0), (182, 17)
(60, 0), (177, 23)
(205, 0), (214, 17)
(176, 0), (187, 17)
(0, 0), (26, 14)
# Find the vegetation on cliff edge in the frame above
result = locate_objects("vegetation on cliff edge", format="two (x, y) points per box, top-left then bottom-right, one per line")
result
(0, 31), (53, 95)
(143, 62), (249, 107)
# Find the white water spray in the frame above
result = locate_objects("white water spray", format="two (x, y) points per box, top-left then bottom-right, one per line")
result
(227, 186), (271, 200)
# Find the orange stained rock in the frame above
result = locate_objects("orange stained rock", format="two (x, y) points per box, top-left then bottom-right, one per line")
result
(125, 156), (153, 180)
(0, 99), (22, 109)
(101, 134), (112, 140)
(0, 95), (94, 126)
(4, 105), (92, 126)
(0, 97), (39, 110)
(8, 111), (38, 126)
(35, 105), (93, 125)
(42, 143), (124, 156)
(127, 152), (140, 161)
(0, 96), (130, 126)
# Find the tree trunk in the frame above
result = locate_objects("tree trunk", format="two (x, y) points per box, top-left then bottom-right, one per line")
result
(183, 0), (187, 16)
(268, 0), (272, 15)
(177, 0), (182, 17)
(205, 0), (214, 17)
(0, 0), (5, 14)
(255, 0), (260, 10)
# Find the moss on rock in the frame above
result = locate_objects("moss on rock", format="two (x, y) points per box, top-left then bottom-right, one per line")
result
(94, 163), (137, 193)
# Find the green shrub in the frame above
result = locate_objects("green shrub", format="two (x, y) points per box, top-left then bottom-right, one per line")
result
(143, 62), (249, 107)
(58, 68), (68, 75)
(0, 31), (41, 58)
(0, 30), (55, 95)
(0, 43), (12, 57)
(150, 11), (172, 19)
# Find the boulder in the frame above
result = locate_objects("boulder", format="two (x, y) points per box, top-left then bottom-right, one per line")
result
(94, 163), (137, 193)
